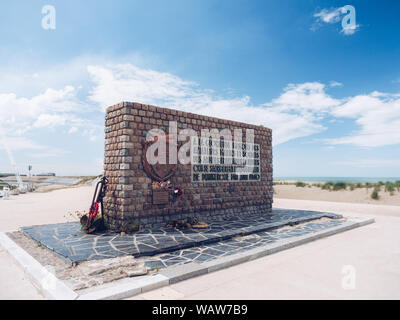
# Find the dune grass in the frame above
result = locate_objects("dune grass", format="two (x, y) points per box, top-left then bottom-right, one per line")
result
(274, 180), (400, 197)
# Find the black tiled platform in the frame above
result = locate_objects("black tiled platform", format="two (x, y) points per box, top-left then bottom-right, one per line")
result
(21, 208), (341, 264)
(145, 217), (345, 269)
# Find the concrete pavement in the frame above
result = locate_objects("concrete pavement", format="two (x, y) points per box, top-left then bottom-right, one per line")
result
(0, 247), (44, 299)
(0, 185), (93, 300)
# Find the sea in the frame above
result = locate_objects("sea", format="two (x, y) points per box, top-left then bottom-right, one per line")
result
(274, 177), (400, 183)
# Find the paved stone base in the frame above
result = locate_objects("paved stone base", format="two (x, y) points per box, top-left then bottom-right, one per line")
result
(21, 209), (340, 265)
(143, 216), (345, 269)
(78, 215), (375, 300)
(1, 212), (374, 300)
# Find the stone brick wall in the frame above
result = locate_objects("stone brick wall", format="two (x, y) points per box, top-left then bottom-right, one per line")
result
(104, 102), (273, 231)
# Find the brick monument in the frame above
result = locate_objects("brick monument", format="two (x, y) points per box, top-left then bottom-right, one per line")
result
(103, 102), (273, 231)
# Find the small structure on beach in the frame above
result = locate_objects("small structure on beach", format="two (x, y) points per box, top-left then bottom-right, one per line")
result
(103, 102), (273, 231)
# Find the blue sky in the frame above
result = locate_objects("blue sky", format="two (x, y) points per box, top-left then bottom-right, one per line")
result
(0, 0), (399, 177)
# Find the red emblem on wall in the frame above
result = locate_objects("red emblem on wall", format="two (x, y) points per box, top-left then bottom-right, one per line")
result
(142, 134), (178, 182)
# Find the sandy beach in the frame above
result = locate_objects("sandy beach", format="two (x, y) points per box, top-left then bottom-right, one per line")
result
(274, 184), (400, 206)
(0, 185), (93, 232)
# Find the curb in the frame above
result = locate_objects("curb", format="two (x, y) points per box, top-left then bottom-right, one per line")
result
(0, 232), (78, 300)
(77, 274), (170, 300)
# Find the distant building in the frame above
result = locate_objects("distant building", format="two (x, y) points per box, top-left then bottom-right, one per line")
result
(0, 173), (14, 178)
(36, 173), (56, 176)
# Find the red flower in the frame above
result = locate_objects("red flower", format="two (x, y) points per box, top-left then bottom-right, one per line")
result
(174, 187), (183, 197)
(89, 202), (99, 219)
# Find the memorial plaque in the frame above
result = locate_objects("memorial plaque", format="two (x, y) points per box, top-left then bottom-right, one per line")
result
(153, 190), (169, 205)
(190, 137), (261, 182)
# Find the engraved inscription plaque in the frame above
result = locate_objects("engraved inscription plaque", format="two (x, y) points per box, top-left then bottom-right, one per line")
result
(190, 137), (261, 182)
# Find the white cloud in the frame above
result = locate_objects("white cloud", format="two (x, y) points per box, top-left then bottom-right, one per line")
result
(341, 24), (359, 36)
(313, 6), (360, 35)
(0, 79), (103, 151)
(68, 126), (78, 134)
(87, 65), (338, 145)
(87, 63), (400, 147)
(329, 92), (400, 147)
(34, 114), (67, 128)
(87, 64), (199, 110)
(314, 8), (342, 24)
(268, 82), (341, 114)
(0, 86), (83, 134)
(329, 81), (343, 87)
